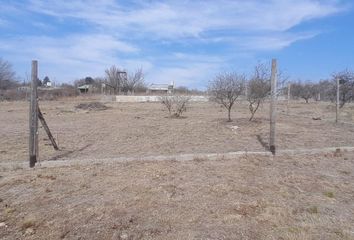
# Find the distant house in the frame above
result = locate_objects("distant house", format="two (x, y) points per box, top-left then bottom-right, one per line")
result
(45, 80), (52, 87)
(42, 76), (52, 87)
(77, 84), (92, 93)
(147, 82), (174, 94)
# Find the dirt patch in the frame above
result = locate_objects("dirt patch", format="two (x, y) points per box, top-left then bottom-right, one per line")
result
(75, 102), (109, 111)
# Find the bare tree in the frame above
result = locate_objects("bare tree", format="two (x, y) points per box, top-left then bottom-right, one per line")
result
(311, 83), (321, 101)
(0, 58), (17, 90)
(317, 79), (334, 101)
(105, 65), (125, 94)
(290, 82), (316, 103)
(160, 95), (191, 118)
(208, 72), (245, 122)
(332, 70), (354, 108)
(247, 63), (271, 121)
(122, 68), (145, 94)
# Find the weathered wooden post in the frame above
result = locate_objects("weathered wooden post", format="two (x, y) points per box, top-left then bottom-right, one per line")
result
(38, 108), (59, 150)
(29, 60), (38, 167)
(245, 83), (248, 99)
(101, 83), (105, 95)
(287, 83), (291, 115)
(269, 59), (277, 155)
(336, 76), (339, 123)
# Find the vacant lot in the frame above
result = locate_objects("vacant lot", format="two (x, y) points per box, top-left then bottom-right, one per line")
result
(1, 97), (354, 239)
(1, 151), (354, 239)
(0, 97), (354, 163)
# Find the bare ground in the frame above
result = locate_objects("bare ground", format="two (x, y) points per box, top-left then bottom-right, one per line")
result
(1, 97), (354, 239)
(0, 97), (354, 163)
(1, 151), (354, 239)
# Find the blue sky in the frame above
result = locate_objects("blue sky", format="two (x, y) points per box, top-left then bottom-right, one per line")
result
(0, 0), (353, 89)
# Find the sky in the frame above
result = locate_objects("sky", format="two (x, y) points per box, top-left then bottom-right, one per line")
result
(0, 0), (353, 89)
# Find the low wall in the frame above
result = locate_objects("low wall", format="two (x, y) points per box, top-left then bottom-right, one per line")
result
(115, 95), (209, 103)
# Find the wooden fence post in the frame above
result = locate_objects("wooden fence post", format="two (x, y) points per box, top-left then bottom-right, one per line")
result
(287, 83), (291, 115)
(38, 107), (59, 150)
(269, 59), (278, 155)
(29, 60), (38, 167)
(336, 77), (339, 123)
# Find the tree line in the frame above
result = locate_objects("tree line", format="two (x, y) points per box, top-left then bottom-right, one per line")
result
(208, 63), (354, 122)
(290, 70), (354, 108)
(1, 57), (353, 110)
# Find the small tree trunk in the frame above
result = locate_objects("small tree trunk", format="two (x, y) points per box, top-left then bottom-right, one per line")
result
(228, 108), (231, 122)
(249, 101), (260, 121)
(249, 111), (255, 121)
(249, 103), (255, 121)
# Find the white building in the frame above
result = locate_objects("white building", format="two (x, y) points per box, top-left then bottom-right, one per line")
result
(147, 82), (174, 94)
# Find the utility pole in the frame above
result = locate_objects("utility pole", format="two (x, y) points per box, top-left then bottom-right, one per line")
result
(29, 60), (38, 167)
(269, 59), (277, 155)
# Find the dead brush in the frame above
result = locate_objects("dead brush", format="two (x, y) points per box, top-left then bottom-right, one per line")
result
(159, 95), (190, 118)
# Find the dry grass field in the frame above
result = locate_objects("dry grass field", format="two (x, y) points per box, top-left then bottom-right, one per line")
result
(1, 151), (354, 239)
(1, 97), (354, 163)
(1, 96), (354, 239)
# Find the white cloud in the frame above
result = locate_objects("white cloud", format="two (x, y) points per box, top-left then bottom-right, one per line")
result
(236, 32), (319, 50)
(147, 61), (223, 89)
(0, 0), (348, 87)
(0, 34), (143, 82)
(27, 0), (344, 38)
(8, 34), (137, 59)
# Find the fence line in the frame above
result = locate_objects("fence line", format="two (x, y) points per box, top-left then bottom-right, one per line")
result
(3, 146), (354, 169)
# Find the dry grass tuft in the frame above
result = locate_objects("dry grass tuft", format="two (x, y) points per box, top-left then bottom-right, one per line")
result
(324, 191), (335, 198)
(307, 206), (318, 214)
(21, 218), (36, 230)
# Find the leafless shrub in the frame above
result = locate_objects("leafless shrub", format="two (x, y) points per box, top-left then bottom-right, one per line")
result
(105, 66), (146, 95)
(174, 86), (205, 95)
(332, 70), (354, 108)
(247, 63), (271, 121)
(0, 89), (27, 101)
(105, 65), (125, 94)
(160, 95), (191, 118)
(40, 86), (78, 100)
(0, 58), (17, 90)
(290, 82), (317, 103)
(122, 68), (146, 94)
(208, 72), (245, 121)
